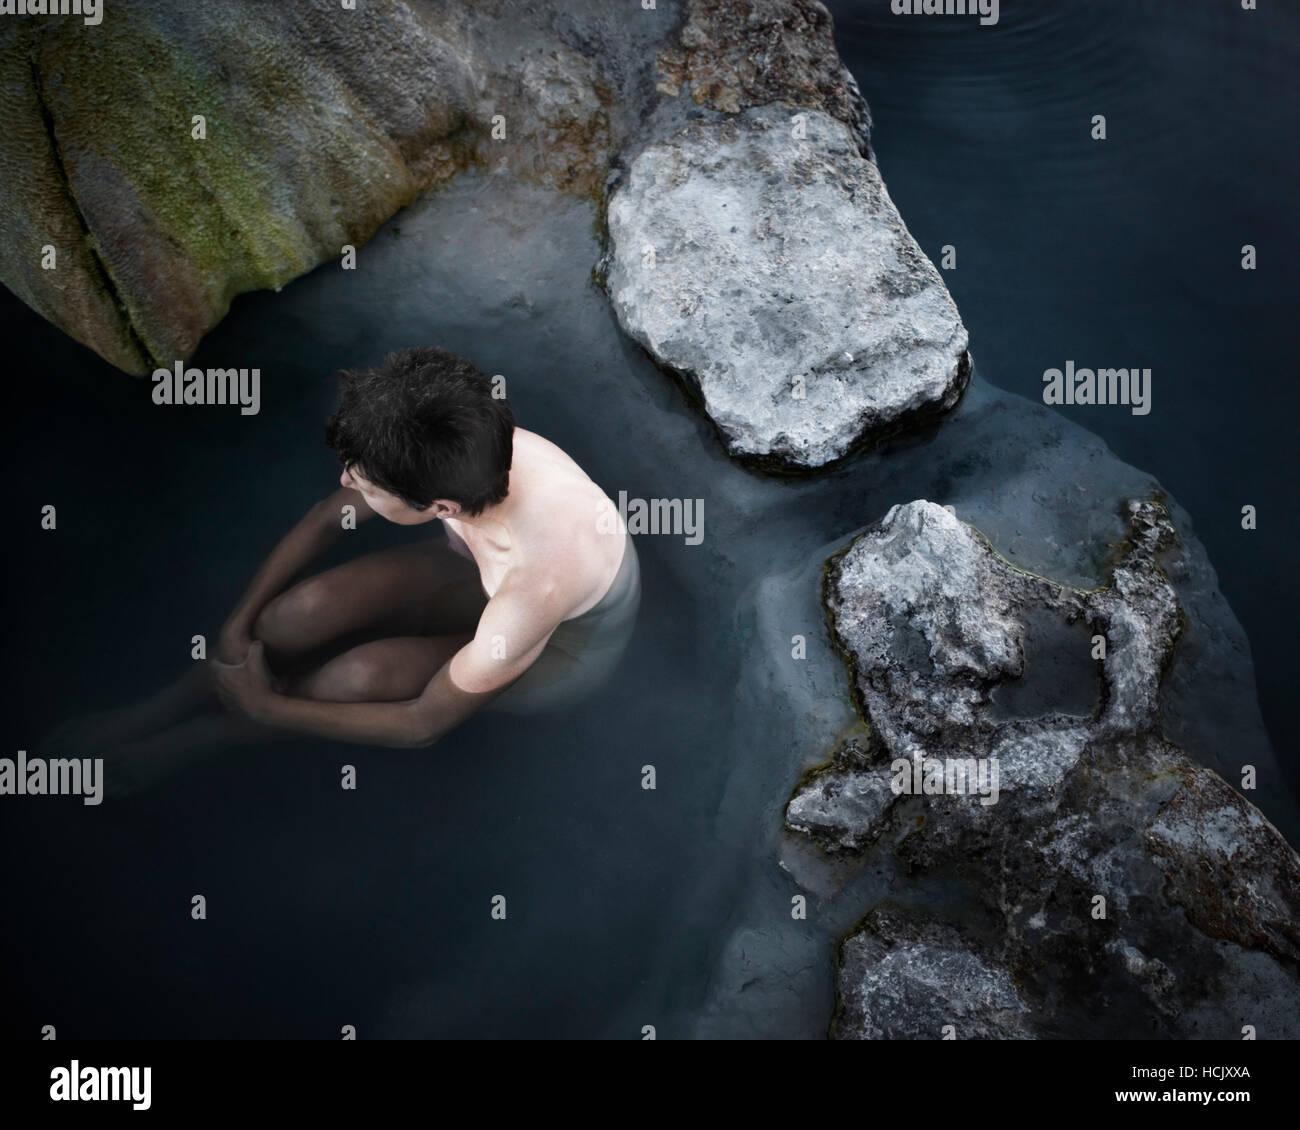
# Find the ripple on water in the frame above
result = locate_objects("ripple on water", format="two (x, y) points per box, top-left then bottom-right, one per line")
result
(828, 0), (1300, 205)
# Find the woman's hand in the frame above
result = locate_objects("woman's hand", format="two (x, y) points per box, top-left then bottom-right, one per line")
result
(211, 641), (276, 721)
(216, 617), (255, 666)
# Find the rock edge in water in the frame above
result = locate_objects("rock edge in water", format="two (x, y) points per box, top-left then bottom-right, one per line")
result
(787, 500), (1300, 1039)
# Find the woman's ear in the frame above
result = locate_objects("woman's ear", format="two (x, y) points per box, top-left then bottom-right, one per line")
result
(431, 500), (461, 519)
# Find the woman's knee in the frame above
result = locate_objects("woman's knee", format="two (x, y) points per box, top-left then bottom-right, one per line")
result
(302, 647), (419, 703)
(295, 652), (380, 702)
(326, 651), (395, 701)
(253, 577), (336, 652)
(298, 635), (469, 703)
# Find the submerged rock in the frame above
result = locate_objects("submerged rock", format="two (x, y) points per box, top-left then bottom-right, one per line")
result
(786, 499), (1300, 1038)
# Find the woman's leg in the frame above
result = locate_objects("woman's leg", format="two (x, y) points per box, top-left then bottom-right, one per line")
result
(252, 539), (485, 676)
(44, 662), (213, 754)
(100, 632), (475, 797)
(286, 633), (473, 701)
(44, 538), (485, 757)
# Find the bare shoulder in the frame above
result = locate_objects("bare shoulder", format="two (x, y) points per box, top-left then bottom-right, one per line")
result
(513, 427), (590, 473)
(509, 431), (623, 614)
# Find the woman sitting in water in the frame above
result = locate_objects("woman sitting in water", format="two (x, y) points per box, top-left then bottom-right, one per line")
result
(46, 347), (640, 788)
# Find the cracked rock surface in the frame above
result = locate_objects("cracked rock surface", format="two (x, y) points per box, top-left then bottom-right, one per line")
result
(787, 499), (1300, 1038)
(600, 106), (969, 469)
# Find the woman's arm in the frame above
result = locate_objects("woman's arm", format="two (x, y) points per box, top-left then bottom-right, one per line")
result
(240, 651), (502, 748)
(217, 486), (377, 662)
(213, 578), (564, 746)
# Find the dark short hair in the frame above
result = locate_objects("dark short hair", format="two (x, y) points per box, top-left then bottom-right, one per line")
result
(324, 346), (514, 515)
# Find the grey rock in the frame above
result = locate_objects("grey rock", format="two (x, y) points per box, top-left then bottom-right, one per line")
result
(1146, 766), (1300, 966)
(600, 105), (969, 469)
(787, 764), (897, 854)
(652, 0), (873, 154)
(787, 498), (1300, 1038)
(834, 910), (1034, 1040)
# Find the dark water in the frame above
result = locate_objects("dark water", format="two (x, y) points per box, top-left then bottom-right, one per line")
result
(4, 174), (828, 1039)
(2, 0), (1296, 1040)
(826, 0), (1300, 792)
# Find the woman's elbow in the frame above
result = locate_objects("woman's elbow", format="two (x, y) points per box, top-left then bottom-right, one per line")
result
(397, 709), (444, 749)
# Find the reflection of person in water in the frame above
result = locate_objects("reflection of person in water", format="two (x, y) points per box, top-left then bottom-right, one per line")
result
(45, 347), (639, 791)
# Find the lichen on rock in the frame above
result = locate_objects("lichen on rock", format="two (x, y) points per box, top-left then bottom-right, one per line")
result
(788, 498), (1300, 1038)
(654, 0), (873, 154)
(0, 0), (635, 373)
